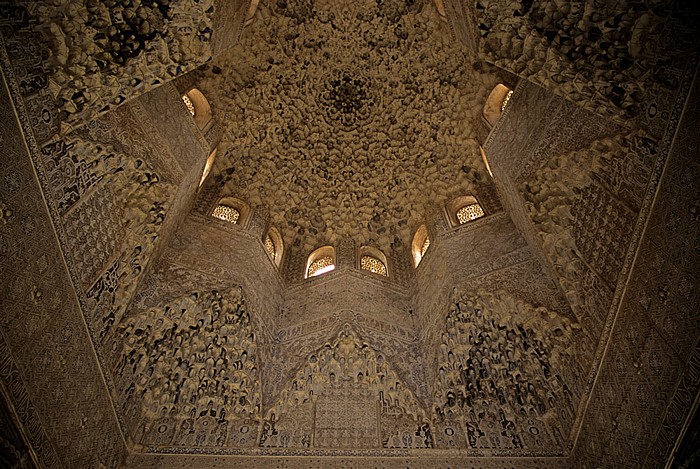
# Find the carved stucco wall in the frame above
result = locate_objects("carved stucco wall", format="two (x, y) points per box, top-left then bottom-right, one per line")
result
(0, 1), (698, 468)
(432, 290), (583, 455)
(34, 81), (212, 380)
(121, 286), (579, 468)
(126, 213), (283, 412)
(274, 279), (424, 411)
(571, 62), (700, 468)
(0, 383), (39, 469)
(485, 81), (663, 341)
(483, 75), (690, 460)
(1, 7), (216, 462)
(261, 326), (431, 450)
(0, 51), (126, 468)
(127, 453), (571, 469)
(415, 212), (584, 406)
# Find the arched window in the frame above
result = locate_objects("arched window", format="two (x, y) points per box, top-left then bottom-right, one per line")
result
(265, 227), (283, 267)
(446, 196), (485, 227)
(359, 246), (388, 277)
(306, 246), (335, 278)
(483, 83), (513, 128)
(411, 225), (430, 267)
(181, 88), (213, 132)
(211, 197), (250, 226)
(199, 148), (217, 187)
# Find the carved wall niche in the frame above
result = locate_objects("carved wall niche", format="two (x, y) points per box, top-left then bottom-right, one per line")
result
(113, 287), (262, 449)
(432, 290), (584, 454)
(260, 326), (432, 449)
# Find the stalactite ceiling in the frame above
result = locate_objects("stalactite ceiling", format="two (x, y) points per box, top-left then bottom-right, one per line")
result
(197, 0), (500, 252)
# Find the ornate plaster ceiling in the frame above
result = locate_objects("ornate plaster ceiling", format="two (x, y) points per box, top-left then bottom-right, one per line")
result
(197, 0), (500, 252)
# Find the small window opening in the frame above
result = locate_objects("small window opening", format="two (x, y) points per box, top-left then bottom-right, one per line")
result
(265, 227), (284, 267)
(501, 90), (514, 111)
(359, 247), (389, 277)
(212, 197), (249, 226)
(182, 95), (196, 116)
(212, 205), (240, 224)
(182, 88), (213, 131)
(200, 148), (217, 187)
(480, 146), (494, 178)
(306, 246), (336, 278)
(265, 235), (275, 258)
(421, 237), (430, 256)
(447, 196), (485, 227)
(412, 225), (430, 267)
(361, 256), (387, 276)
(456, 203), (485, 224)
(483, 83), (514, 128)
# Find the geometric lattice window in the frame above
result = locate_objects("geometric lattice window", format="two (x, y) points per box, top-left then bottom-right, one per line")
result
(501, 89), (514, 111)
(182, 94), (196, 116)
(447, 195), (484, 228)
(421, 236), (431, 256)
(265, 227), (284, 268)
(212, 204), (240, 224)
(307, 256), (335, 277)
(306, 246), (335, 278)
(360, 255), (387, 276)
(265, 235), (276, 258)
(456, 203), (485, 224)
